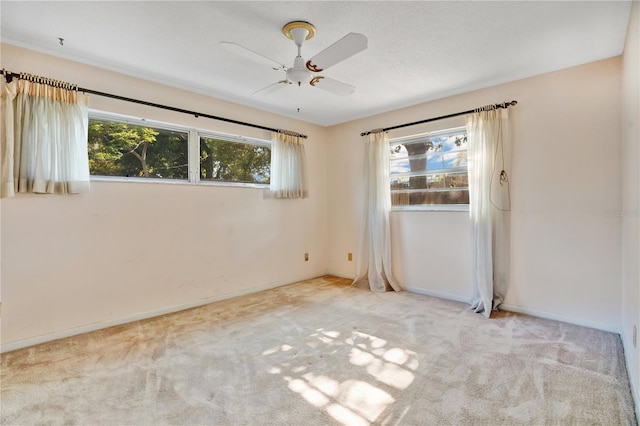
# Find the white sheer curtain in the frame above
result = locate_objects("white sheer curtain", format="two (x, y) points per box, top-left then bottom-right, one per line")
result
(269, 132), (307, 198)
(353, 131), (400, 293)
(466, 107), (511, 317)
(1, 78), (90, 198)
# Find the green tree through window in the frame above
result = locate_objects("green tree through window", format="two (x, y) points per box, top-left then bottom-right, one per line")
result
(88, 119), (188, 179)
(200, 136), (270, 184)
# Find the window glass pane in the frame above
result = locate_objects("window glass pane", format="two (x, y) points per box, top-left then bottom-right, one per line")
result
(391, 192), (411, 206)
(200, 137), (270, 184)
(444, 172), (469, 188)
(427, 174), (444, 189)
(391, 190), (469, 206)
(391, 140), (436, 160)
(390, 158), (416, 174)
(88, 118), (188, 179)
(389, 127), (468, 207)
(430, 190), (469, 204)
(390, 175), (411, 190)
(432, 133), (467, 152)
(390, 144), (408, 160)
(428, 151), (467, 171)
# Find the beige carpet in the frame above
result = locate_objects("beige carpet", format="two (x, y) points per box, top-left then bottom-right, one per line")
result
(1, 275), (636, 425)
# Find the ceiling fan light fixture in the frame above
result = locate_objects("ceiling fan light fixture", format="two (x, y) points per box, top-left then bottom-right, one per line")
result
(286, 66), (312, 86)
(286, 55), (312, 86)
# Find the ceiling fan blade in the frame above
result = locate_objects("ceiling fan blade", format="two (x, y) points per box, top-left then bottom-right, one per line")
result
(305, 33), (367, 72)
(220, 41), (286, 71)
(309, 76), (355, 96)
(252, 80), (291, 96)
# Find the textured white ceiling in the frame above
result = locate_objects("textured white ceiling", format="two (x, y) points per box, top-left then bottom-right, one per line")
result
(0, 1), (632, 126)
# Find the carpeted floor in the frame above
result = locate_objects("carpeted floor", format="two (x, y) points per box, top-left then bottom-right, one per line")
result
(1, 275), (636, 425)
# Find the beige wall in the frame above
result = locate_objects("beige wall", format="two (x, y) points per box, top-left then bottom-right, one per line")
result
(1, 44), (329, 349)
(0, 42), (629, 351)
(621, 0), (640, 410)
(327, 57), (623, 332)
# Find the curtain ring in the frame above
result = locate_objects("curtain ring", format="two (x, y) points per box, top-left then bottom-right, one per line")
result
(278, 129), (301, 138)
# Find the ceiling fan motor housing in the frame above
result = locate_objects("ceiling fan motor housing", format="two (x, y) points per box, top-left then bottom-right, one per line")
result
(287, 56), (312, 86)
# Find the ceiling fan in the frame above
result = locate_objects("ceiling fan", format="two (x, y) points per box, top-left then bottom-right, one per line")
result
(220, 21), (367, 96)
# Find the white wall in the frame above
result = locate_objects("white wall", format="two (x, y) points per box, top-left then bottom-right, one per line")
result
(0, 44), (329, 350)
(327, 57), (623, 332)
(620, 0), (640, 410)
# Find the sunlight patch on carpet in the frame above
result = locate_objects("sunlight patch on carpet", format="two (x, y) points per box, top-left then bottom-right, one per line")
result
(266, 328), (417, 425)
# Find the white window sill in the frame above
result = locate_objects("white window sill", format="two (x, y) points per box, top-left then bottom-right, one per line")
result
(197, 181), (269, 189)
(91, 176), (190, 185)
(90, 176), (269, 189)
(391, 205), (469, 212)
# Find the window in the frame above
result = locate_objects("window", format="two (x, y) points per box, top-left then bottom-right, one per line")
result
(389, 127), (468, 207)
(87, 113), (270, 186)
(200, 135), (270, 184)
(88, 117), (189, 180)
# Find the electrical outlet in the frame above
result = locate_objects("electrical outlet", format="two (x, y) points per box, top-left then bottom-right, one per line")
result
(348, 252), (353, 261)
(304, 253), (309, 262)
(634, 325), (637, 348)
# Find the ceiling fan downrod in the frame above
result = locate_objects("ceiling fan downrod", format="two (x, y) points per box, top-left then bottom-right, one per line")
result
(282, 22), (316, 86)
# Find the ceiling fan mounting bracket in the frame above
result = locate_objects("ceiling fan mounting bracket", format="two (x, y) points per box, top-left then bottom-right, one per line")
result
(282, 21), (316, 41)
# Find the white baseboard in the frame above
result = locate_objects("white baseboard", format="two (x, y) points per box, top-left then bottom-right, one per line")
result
(404, 285), (473, 304)
(403, 287), (621, 334)
(327, 272), (356, 281)
(499, 303), (621, 334)
(0, 273), (324, 354)
(620, 328), (640, 424)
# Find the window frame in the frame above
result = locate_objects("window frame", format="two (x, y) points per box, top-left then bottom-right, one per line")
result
(88, 110), (271, 189)
(389, 126), (470, 212)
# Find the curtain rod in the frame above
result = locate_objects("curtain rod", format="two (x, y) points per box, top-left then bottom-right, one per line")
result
(2, 70), (308, 139)
(360, 100), (517, 137)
